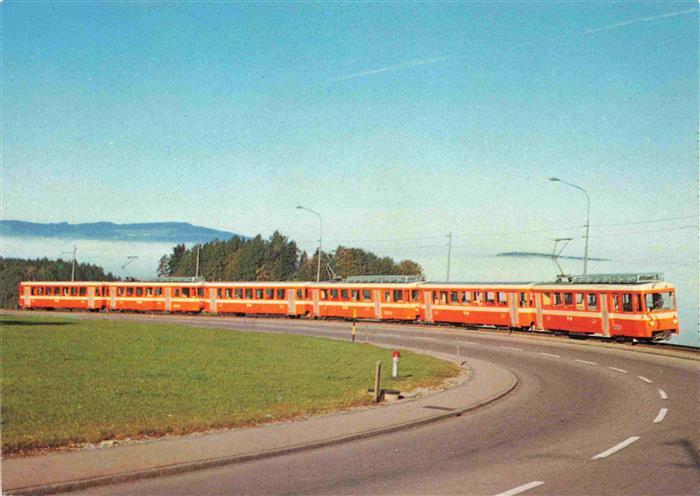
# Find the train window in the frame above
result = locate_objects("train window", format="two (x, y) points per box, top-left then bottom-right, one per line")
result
(42, 287), (49, 295)
(462, 292), (471, 303)
(38, 287), (44, 295)
(217, 288), (223, 298)
(564, 292), (573, 306)
(470, 291), (478, 303)
(363, 289), (372, 300)
(265, 289), (274, 299)
(321, 289), (327, 300)
(450, 292), (459, 304)
(519, 292), (527, 307)
(553, 293), (562, 306)
(384, 291), (392, 302)
(245, 288), (253, 299)
(95, 288), (101, 297)
(70, 287), (77, 296)
(173, 288), (180, 297)
(156, 287), (163, 296)
(395, 290), (404, 302)
(277, 289), (285, 299)
(542, 292), (551, 306)
(197, 288), (204, 297)
(352, 290), (359, 301)
(622, 294), (633, 312)
(136, 288), (143, 297)
(117, 287), (124, 296)
(646, 292), (674, 310)
(255, 289), (263, 299)
(498, 292), (507, 305)
(635, 294), (642, 312)
(575, 293), (585, 310)
(411, 290), (420, 302)
(485, 292), (495, 304)
(331, 289), (339, 300)
(182, 288), (190, 298)
(126, 287), (134, 297)
(145, 287), (152, 297)
(340, 289), (348, 300)
(236, 289), (244, 298)
(297, 289), (303, 299)
(612, 295), (621, 312)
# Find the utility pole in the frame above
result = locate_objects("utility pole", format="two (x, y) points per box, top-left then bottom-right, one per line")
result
(297, 205), (323, 282)
(195, 243), (201, 278)
(446, 232), (452, 282)
(71, 244), (77, 282)
(549, 177), (591, 279)
(62, 245), (77, 281)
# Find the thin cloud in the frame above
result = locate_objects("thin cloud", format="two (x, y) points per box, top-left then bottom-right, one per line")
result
(582, 7), (697, 35)
(531, 7), (697, 45)
(328, 56), (448, 84)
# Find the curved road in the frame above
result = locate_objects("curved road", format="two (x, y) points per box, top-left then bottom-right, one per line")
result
(65, 314), (698, 496)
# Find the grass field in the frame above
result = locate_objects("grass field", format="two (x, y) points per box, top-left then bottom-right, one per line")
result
(0, 314), (459, 453)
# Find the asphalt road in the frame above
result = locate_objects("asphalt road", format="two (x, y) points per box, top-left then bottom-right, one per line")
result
(51, 314), (699, 495)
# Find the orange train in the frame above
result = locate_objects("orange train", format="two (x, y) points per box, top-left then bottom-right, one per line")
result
(18, 275), (679, 342)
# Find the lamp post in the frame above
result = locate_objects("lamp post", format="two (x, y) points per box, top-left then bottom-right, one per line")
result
(297, 205), (323, 282)
(549, 177), (591, 279)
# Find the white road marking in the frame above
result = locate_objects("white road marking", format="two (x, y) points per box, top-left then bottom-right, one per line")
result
(494, 481), (545, 496)
(539, 352), (560, 358)
(608, 367), (628, 373)
(638, 375), (653, 384)
(658, 389), (668, 400)
(591, 436), (640, 460)
(575, 359), (598, 366)
(653, 408), (668, 423)
(500, 346), (522, 351)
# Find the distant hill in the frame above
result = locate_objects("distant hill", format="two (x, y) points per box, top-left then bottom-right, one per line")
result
(1, 220), (241, 243)
(496, 251), (610, 262)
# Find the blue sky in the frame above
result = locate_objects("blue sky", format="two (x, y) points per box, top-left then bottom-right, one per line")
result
(2, 2), (698, 265)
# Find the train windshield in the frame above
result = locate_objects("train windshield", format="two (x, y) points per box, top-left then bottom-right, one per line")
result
(645, 291), (675, 311)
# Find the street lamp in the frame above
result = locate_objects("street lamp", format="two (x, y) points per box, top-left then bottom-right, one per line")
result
(296, 205), (323, 282)
(549, 177), (591, 279)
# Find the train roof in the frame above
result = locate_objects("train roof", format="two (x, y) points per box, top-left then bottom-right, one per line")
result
(21, 280), (676, 291)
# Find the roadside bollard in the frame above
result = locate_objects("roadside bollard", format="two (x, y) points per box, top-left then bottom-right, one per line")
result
(351, 309), (357, 342)
(374, 361), (382, 403)
(392, 350), (400, 378)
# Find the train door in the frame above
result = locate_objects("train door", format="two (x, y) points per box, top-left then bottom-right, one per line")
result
(23, 285), (31, 308)
(287, 288), (296, 316)
(209, 287), (218, 315)
(374, 289), (382, 320)
(508, 292), (518, 327)
(535, 292), (543, 329)
(110, 286), (117, 310)
(312, 289), (320, 317)
(164, 287), (172, 313)
(423, 291), (433, 323)
(600, 292), (610, 337)
(88, 287), (95, 310)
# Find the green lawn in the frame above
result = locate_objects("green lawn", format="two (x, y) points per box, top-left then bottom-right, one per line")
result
(0, 315), (459, 453)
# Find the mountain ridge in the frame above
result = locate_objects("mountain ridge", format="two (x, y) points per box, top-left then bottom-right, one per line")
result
(1, 220), (241, 243)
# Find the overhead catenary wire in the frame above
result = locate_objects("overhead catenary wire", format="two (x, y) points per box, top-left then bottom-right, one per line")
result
(307, 214), (698, 246)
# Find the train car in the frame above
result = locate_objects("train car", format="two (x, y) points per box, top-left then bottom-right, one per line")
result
(533, 280), (678, 341)
(313, 283), (421, 321)
(17, 273), (679, 341)
(206, 282), (306, 317)
(103, 281), (207, 313)
(18, 281), (108, 311)
(419, 283), (536, 329)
